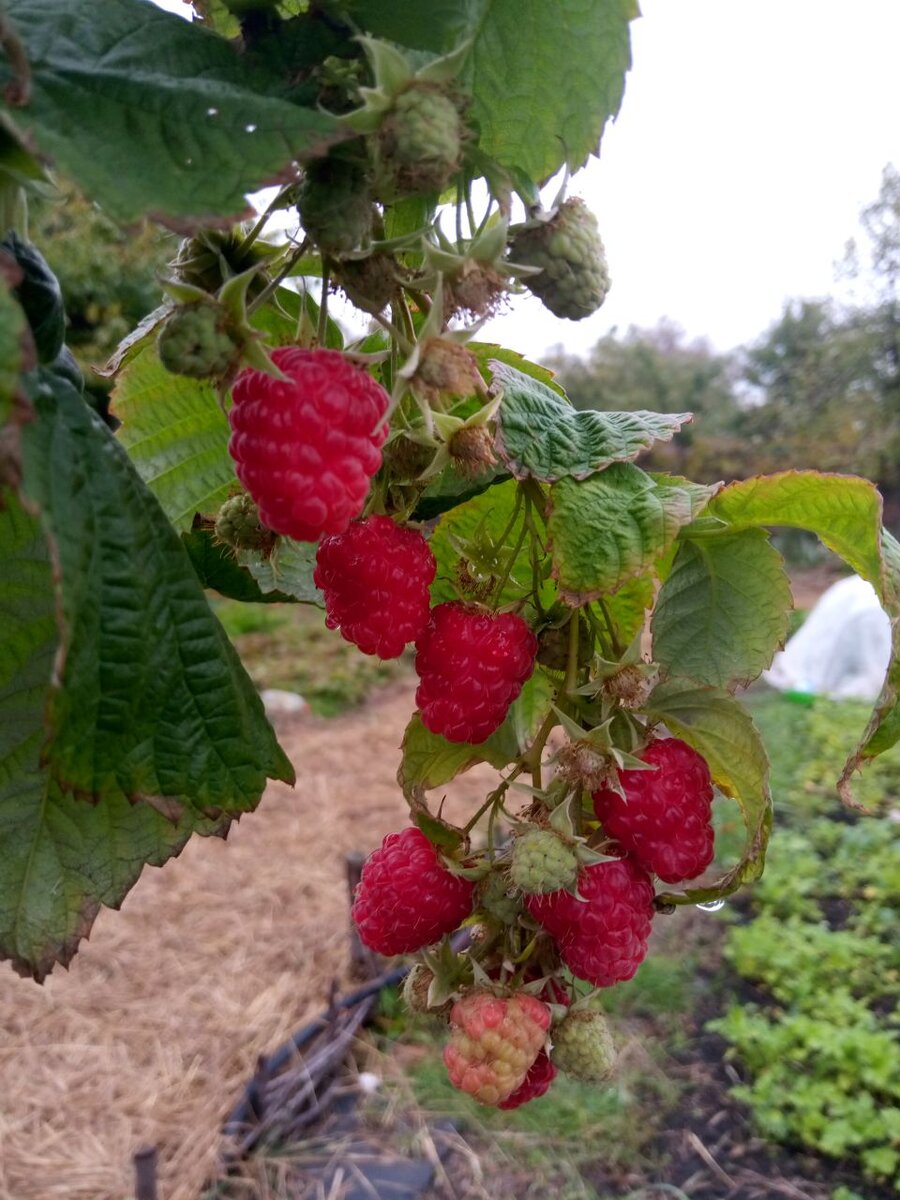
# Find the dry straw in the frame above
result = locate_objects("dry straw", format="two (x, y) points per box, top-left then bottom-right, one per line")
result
(0, 680), (497, 1200)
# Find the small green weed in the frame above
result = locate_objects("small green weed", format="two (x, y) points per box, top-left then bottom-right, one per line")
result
(712, 695), (900, 1192)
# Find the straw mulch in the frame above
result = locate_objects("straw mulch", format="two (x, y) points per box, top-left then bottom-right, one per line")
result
(0, 678), (497, 1200)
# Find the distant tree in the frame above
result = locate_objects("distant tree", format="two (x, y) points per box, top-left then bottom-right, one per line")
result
(840, 164), (900, 488)
(546, 321), (741, 477)
(734, 298), (882, 478)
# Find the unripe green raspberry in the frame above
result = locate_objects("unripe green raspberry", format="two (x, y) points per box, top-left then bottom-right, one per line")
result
(214, 493), (276, 553)
(333, 252), (399, 313)
(297, 157), (374, 255)
(158, 301), (240, 379)
(509, 830), (578, 895)
(510, 199), (610, 320)
(550, 1009), (616, 1082)
(171, 229), (271, 296)
(378, 84), (462, 197)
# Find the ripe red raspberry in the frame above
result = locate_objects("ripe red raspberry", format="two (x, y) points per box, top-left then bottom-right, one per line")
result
(443, 990), (551, 1105)
(414, 602), (537, 744)
(498, 1050), (557, 1109)
(592, 738), (715, 884)
(228, 347), (389, 542)
(314, 516), (436, 659)
(526, 858), (655, 987)
(351, 827), (474, 956)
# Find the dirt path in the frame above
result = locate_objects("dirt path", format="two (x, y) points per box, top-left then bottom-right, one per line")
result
(0, 676), (497, 1200)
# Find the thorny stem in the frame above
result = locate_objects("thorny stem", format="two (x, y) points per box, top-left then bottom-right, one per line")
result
(394, 294), (417, 348)
(464, 182), (478, 240)
(491, 491), (528, 600)
(521, 477), (549, 528)
(564, 611), (581, 696)
(495, 486), (524, 551)
(239, 188), (288, 254)
(596, 597), (624, 658)
(584, 603), (613, 660)
(247, 238), (310, 315)
(372, 311), (414, 355)
(317, 265), (330, 346)
(522, 706), (558, 792)
(405, 288), (432, 316)
(463, 765), (523, 839)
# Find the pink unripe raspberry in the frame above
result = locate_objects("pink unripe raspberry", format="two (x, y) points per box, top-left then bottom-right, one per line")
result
(351, 827), (474, 956)
(228, 347), (389, 542)
(526, 857), (655, 987)
(593, 737), (715, 883)
(443, 990), (551, 1106)
(414, 601), (537, 744)
(314, 516), (436, 659)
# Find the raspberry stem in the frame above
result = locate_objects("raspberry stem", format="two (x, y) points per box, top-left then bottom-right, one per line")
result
(522, 706), (559, 790)
(247, 237), (310, 315)
(564, 612), (581, 696)
(521, 478), (549, 529)
(493, 499), (529, 601)
(463, 765), (523, 839)
(317, 264), (331, 345)
(238, 187), (288, 254)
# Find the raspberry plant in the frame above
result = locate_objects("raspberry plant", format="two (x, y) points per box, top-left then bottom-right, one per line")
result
(1, 1), (899, 1113)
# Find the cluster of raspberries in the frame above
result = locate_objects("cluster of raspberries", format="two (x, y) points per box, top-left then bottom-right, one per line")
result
(227, 350), (717, 1112)
(314, 513), (538, 746)
(228, 350), (537, 745)
(351, 733), (715, 1109)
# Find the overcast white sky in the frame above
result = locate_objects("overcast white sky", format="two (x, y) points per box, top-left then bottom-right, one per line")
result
(158, 0), (900, 359)
(488, 0), (900, 358)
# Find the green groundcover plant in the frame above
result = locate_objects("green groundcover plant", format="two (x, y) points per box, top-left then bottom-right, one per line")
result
(712, 699), (900, 1190)
(1, 0), (898, 1111)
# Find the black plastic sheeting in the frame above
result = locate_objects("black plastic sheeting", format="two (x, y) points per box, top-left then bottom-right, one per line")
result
(223, 961), (410, 1138)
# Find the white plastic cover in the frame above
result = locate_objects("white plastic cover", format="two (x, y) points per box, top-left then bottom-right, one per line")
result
(763, 575), (892, 701)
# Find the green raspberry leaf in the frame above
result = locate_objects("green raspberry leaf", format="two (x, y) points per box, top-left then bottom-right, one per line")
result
(18, 368), (293, 811)
(0, 490), (230, 980)
(181, 527), (295, 604)
(113, 345), (234, 531)
(492, 360), (691, 482)
(471, 345), (565, 398)
(237, 539), (323, 605)
(0, 0), (342, 225)
(839, 529), (900, 801)
(641, 677), (772, 905)
(590, 575), (657, 651)
(0, 436), (292, 980)
(652, 530), (793, 689)
(398, 714), (513, 801)
(548, 465), (719, 604)
(698, 471), (898, 803)
(707, 471), (884, 587)
(338, 0), (637, 180)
